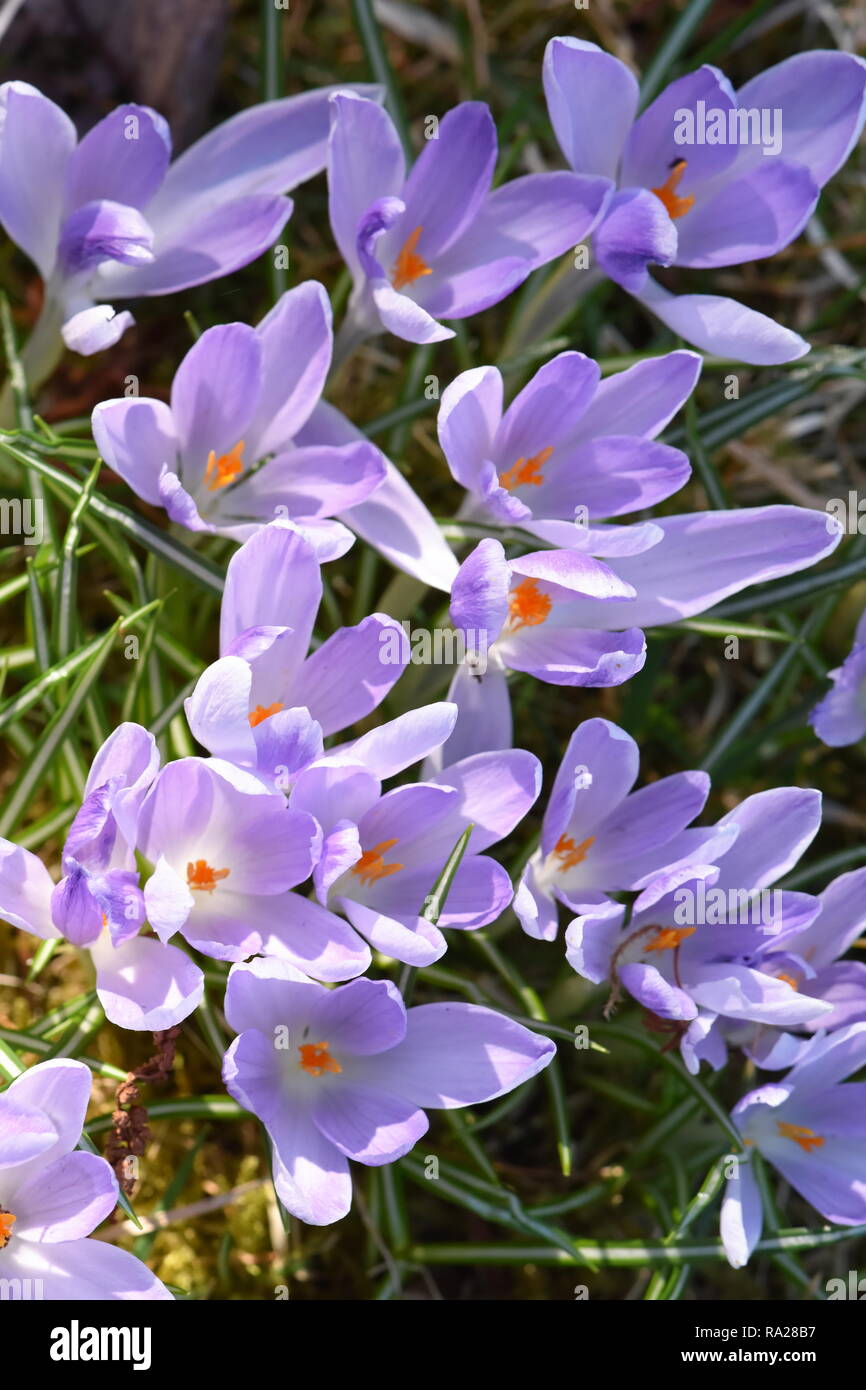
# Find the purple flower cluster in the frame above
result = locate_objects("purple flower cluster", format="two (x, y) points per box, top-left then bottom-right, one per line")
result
(1, 29), (865, 1295)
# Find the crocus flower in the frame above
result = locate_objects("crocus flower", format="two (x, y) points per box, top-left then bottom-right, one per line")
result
(0, 724), (203, 1030)
(565, 787), (833, 1072)
(723, 866), (866, 1070)
(136, 755), (369, 982)
(439, 349), (699, 541)
(514, 717), (722, 940)
(721, 1023), (866, 1267)
(290, 743), (540, 966)
(222, 958), (555, 1225)
(440, 507), (841, 761)
(809, 608), (866, 747)
(544, 39), (866, 363)
(185, 521), (411, 783)
(0, 1059), (171, 1298)
(328, 92), (612, 346)
(91, 284), (458, 588)
(0, 80), (379, 357)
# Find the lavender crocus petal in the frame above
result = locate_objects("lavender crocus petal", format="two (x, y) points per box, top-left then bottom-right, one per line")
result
(59, 200), (154, 274)
(526, 519), (665, 556)
(690, 965), (831, 1028)
(5, 1235), (173, 1299)
(720, 1161), (763, 1269)
(315, 823), (364, 903)
(538, 435), (691, 520)
(810, 641), (866, 747)
(293, 616), (408, 737)
(65, 103), (171, 210)
(450, 539), (510, 645)
(353, 783), (464, 872)
(370, 274), (455, 344)
(713, 787), (822, 891)
(346, 704), (459, 780)
(681, 1012), (728, 1075)
(585, 507), (842, 628)
(327, 93), (405, 279)
(428, 749), (541, 852)
(621, 65), (738, 189)
(761, 1132), (866, 1228)
(61, 304), (135, 355)
(356, 1003), (555, 1108)
(789, 867), (866, 970)
(7, 1059), (92, 1164)
(338, 897), (447, 967)
(313, 1084), (428, 1166)
(250, 281), (333, 454)
(432, 657), (513, 768)
(564, 900), (626, 983)
(0, 1098), (58, 1170)
(589, 771), (711, 887)
(251, 707), (324, 784)
(84, 721), (159, 804)
(92, 933), (204, 1031)
(734, 52), (866, 186)
(479, 171), (612, 267)
(576, 349), (702, 440)
(783, 1020), (866, 1096)
(292, 762), (381, 838)
(268, 1104), (352, 1227)
(592, 187), (677, 292)
(50, 865), (103, 947)
(314, 977), (407, 1055)
(438, 366), (503, 492)
(513, 860), (560, 942)
(619, 962), (698, 1020)
(226, 442), (385, 522)
(502, 624), (646, 688)
(542, 38), (638, 179)
(12, 1151), (118, 1242)
(185, 656), (257, 766)
(0, 82), (76, 277)
(433, 855), (513, 928)
(635, 278), (810, 365)
(157, 468), (210, 531)
(0, 839), (61, 938)
(254, 893), (371, 982)
(495, 352), (600, 461)
(510, 549), (636, 600)
(674, 161), (819, 268)
(401, 103), (497, 258)
(412, 238), (528, 321)
(170, 322), (262, 480)
(220, 521), (322, 662)
(224, 956), (327, 1036)
(802, 961), (866, 1032)
(296, 399), (459, 591)
(542, 718), (639, 858)
(282, 517), (356, 563)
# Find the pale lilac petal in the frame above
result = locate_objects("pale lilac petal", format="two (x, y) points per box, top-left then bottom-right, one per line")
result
(400, 103), (496, 257)
(314, 977), (407, 1054)
(438, 365), (503, 492)
(92, 933), (204, 1030)
(256, 893), (371, 982)
(674, 160), (819, 268)
(783, 1020), (866, 1096)
(13, 1151), (117, 1242)
(65, 104), (171, 210)
(541, 718), (639, 857)
(58, 199), (153, 274)
(564, 900), (625, 982)
(478, 170), (612, 266)
(619, 961), (697, 1020)
(220, 521), (321, 664)
(432, 658), (513, 768)
(720, 1161), (763, 1268)
(576, 350), (701, 440)
(543, 38), (638, 179)
(92, 397), (178, 508)
(636, 278), (809, 365)
(250, 281), (334, 454)
(450, 539), (510, 644)
(328, 93), (405, 278)
(6, 1235), (172, 1299)
(61, 304), (135, 355)
(690, 965), (831, 1027)
(7, 1059), (92, 1164)
(339, 897), (447, 967)
(789, 867), (866, 970)
(268, 1104), (352, 1227)
(346, 704), (458, 779)
(0, 839), (59, 939)
(428, 749), (541, 851)
(502, 625), (646, 687)
(313, 1083), (427, 1165)
(292, 616), (407, 736)
(224, 956), (326, 1036)
(170, 322), (262, 480)
(734, 52), (866, 186)
(185, 656), (257, 766)
(620, 65), (738, 189)
(495, 352), (600, 462)
(0, 1098), (58, 1170)
(225, 441), (385, 523)
(713, 788), (822, 891)
(810, 641), (866, 747)
(0, 82), (75, 276)
(593, 187), (676, 292)
(513, 859), (560, 942)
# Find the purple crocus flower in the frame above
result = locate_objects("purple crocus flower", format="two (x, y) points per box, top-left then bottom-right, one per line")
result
(289, 743), (540, 966)
(440, 349), (699, 540)
(441, 507), (841, 761)
(0, 1060), (171, 1298)
(136, 755), (369, 982)
(723, 866), (866, 1070)
(92, 286), (458, 588)
(721, 1023), (866, 1267)
(222, 958), (555, 1225)
(809, 609), (866, 747)
(328, 92), (612, 346)
(544, 39), (866, 363)
(565, 787), (834, 1072)
(0, 80), (379, 356)
(514, 717), (723, 941)
(185, 521), (411, 782)
(0, 724), (203, 1030)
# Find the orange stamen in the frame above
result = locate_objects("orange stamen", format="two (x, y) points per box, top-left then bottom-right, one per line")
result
(645, 927), (696, 953)
(187, 859), (230, 892)
(248, 702), (285, 728)
(0, 1209), (15, 1249)
(506, 577), (552, 632)
(777, 1121), (824, 1154)
(500, 446), (554, 492)
(392, 226), (432, 291)
(205, 440), (245, 492)
(552, 833), (595, 872)
(352, 838), (403, 885)
(777, 972), (799, 992)
(298, 1041), (342, 1077)
(651, 160), (695, 220)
